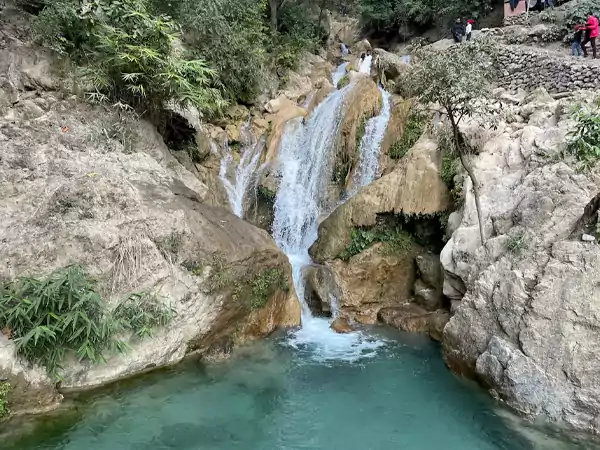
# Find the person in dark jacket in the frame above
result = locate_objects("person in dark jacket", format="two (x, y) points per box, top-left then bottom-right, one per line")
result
(572, 24), (584, 57)
(452, 19), (464, 43)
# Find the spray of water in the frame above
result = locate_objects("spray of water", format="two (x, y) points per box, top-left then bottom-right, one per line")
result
(219, 121), (265, 218)
(345, 86), (392, 199)
(272, 65), (387, 361)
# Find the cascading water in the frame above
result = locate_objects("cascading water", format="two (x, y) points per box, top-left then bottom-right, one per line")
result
(332, 62), (349, 88)
(219, 121), (264, 218)
(359, 55), (372, 74)
(272, 64), (385, 361)
(345, 86), (392, 199)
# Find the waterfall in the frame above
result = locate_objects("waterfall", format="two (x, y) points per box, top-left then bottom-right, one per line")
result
(272, 63), (386, 360)
(219, 121), (264, 218)
(345, 86), (392, 199)
(359, 55), (372, 74)
(340, 42), (349, 56)
(332, 62), (349, 88)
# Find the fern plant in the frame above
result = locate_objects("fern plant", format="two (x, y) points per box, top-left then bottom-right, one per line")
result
(0, 265), (173, 379)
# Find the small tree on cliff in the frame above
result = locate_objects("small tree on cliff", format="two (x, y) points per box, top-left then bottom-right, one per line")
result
(407, 43), (494, 246)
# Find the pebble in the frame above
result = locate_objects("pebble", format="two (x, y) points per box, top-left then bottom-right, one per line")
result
(581, 234), (596, 242)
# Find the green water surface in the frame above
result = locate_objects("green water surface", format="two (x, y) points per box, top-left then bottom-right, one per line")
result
(3, 330), (596, 450)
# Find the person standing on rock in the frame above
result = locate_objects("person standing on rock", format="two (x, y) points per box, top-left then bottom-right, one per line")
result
(572, 24), (584, 57)
(466, 19), (474, 41)
(582, 12), (599, 59)
(452, 19), (464, 43)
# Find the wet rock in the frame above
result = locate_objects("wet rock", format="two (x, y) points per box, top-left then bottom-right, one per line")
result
(330, 317), (353, 334)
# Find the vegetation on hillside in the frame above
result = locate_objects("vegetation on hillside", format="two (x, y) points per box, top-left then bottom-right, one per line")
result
(31, 0), (332, 110)
(566, 105), (600, 172)
(358, 0), (494, 37)
(0, 265), (174, 379)
(406, 42), (495, 245)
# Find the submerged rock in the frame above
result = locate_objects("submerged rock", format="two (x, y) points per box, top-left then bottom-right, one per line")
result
(330, 317), (353, 334)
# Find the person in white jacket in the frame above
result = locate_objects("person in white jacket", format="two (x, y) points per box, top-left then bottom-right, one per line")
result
(465, 19), (474, 41)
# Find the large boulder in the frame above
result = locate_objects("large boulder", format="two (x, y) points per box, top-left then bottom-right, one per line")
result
(327, 243), (420, 324)
(311, 135), (451, 262)
(371, 48), (410, 90)
(441, 89), (600, 432)
(0, 84), (300, 417)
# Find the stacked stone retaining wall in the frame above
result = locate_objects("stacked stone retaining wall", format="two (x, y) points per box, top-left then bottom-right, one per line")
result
(495, 44), (600, 92)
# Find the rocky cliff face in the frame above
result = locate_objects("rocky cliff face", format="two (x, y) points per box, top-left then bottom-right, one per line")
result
(441, 87), (600, 432)
(0, 18), (300, 417)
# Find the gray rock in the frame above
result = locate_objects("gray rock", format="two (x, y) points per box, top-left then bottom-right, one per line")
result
(582, 234), (596, 242)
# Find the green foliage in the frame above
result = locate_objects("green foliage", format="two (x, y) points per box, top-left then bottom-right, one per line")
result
(563, 0), (600, 31)
(407, 43), (493, 120)
(156, 231), (185, 262)
(337, 74), (351, 89)
(506, 233), (528, 254)
(566, 106), (600, 172)
(356, 116), (368, 150)
(0, 382), (10, 420)
(441, 150), (460, 187)
(161, 0), (268, 103)
(389, 112), (425, 160)
(257, 185), (276, 203)
(112, 292), (175, 339)
(247, 268), (289, 310)
(33, 0), (226, 116)
(359, 0), (493, 34)
(0, 266), (172, 379)
(339, 226), (414, 261)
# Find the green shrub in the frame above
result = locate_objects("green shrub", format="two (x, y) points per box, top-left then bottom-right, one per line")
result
(389, 112), (425, 160)
(337, 74), (351, 89)
(247, 268), (289, 310)
(0, 382), (10, 420)
(33, 0), (226, 117)
(441, 150), (460, 187)
(566, 106), (600, 172)
(356, 116), (368, 149)
(506, 233), (528, 254)
(112, 292), (174, 339)
(0, 266), (173, 379)
(160, 0), (268, 103)
(338, 226), (414, 260)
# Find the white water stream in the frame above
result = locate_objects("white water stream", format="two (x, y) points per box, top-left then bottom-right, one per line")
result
(272, 61), (386, 361)
(345, 86), (392, 199)
(219, 121), (264, 218)
(332, 62), (349, 87)
(359, 55), (372, 74)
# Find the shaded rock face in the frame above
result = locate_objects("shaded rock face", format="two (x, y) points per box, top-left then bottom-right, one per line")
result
(441, 87), (600, 432)
(311, 135), (450, 262)
(379, 306), (450, 342)
(379, 97), (414, 174)
(327, 243), (420, 324)
(0, 39), (300, 416)
(371, 48), (410, 91)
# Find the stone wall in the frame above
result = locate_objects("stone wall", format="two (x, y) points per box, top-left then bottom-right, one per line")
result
(495, 44), (600, 93)
(502, 11), (539, 27)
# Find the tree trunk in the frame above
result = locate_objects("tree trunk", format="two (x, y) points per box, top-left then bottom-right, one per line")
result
(318, 0), (327, 30)
(448, 109), (486, 246)
(269, 0), (278, 32)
